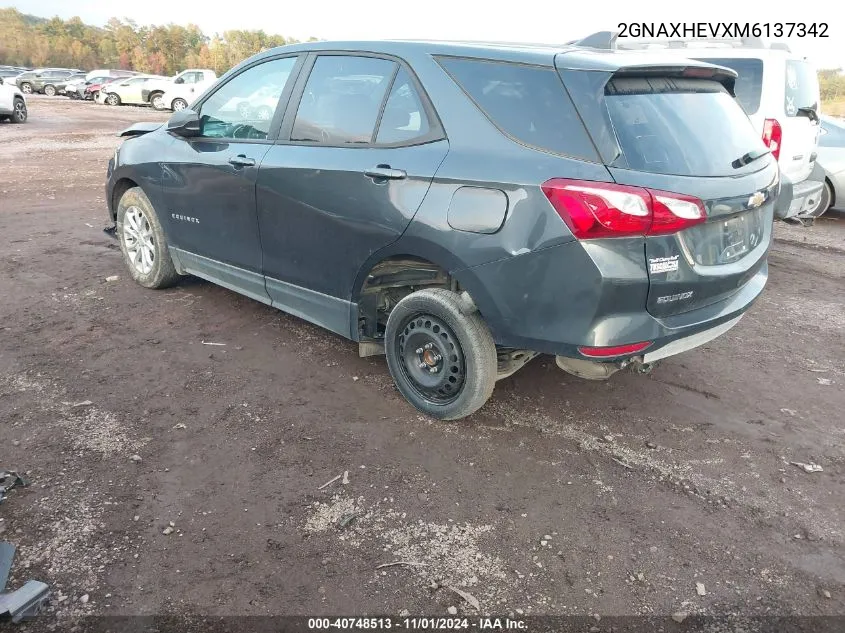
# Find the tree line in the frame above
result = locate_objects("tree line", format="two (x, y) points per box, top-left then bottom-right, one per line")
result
(0, 9), (313, 76)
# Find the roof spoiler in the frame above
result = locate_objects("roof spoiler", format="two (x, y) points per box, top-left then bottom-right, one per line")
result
(571, 31), (791, 53)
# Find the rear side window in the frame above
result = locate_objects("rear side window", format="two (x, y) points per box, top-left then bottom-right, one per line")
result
(604, 77), (768, 177)
(437, 57), (598, 161)
(694, 58), (763, 115)
(784, 60), (819, 117)
(375, 68), (432, 145)
(291, 55), (396, 144)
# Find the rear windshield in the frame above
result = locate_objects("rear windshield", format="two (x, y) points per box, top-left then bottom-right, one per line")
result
(784, 60), (819, 117)
(436, 57), (599, 161)
(693, 58), (763, 115)
(605, 77), (769, 177)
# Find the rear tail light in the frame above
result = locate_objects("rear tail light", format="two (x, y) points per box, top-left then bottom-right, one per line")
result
(578, 341), (652, 358)
(762, 119), (782, 161)
(541, 179), (706, 239)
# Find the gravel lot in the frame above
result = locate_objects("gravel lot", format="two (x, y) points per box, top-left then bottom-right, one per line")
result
(1, 96), (844, 630)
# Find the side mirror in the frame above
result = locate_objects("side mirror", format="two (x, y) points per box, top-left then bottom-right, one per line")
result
(174, 77), (184, 84)
(167, 109), (201, 138)
(0, 77), (4, 85)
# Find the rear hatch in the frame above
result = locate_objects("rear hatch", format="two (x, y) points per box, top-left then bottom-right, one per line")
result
(556, 57), (778, 318)
(777, 59), (821, 183)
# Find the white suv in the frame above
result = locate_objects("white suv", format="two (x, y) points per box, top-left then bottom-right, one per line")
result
(0, 76), (27, 123)
(574, 33), (823, 221)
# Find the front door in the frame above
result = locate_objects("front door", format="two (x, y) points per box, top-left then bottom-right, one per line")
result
(257, 54), (448, 335)
(159, 55), (301, 302)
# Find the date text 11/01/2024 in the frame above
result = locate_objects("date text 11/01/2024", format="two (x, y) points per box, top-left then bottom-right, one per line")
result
(617, 22), (829, 38)
(308, 617), (527, 630)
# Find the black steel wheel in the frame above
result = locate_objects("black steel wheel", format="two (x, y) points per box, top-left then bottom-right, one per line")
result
(397, 313), (466, 405)
(385, 288), (497, 420)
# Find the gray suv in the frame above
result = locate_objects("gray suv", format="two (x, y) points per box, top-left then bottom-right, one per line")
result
(105, 40), (775, 419)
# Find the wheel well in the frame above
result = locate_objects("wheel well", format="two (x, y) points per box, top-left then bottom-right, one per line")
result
(826, 177), (835, 207)
(357, 256), (454, 340)
(110, 178), (138, 220)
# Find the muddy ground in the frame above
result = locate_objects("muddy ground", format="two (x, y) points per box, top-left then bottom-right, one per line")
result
(0, 97), (843, 630)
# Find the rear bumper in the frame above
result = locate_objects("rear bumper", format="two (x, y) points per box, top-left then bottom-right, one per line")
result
(775, 170), (824, 219)
(459, 239), (767, 361)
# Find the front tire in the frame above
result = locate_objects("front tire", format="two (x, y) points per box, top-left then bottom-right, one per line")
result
(106, 92), (120, 106)
(20, 82), (32, 94)
(43, 84), (56, 96)
(385, 288), (497, 420)
(11, 98), (27, 124)
(116, 187), (180, 289)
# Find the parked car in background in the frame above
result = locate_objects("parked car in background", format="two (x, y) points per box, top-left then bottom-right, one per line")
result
(106, 40), (775, 419)
(0, 76), (27, 123)
(86, 77), (121, 101)
(85, 69), (137, 81)
(0, 67), (26, 79)
(594, 33), (823, 222)
(56, 73), (87, 95)
(143, 69), (217, 110)
(806, 115), (845, 215)
(16, 68), (83, 95)
(100, 75), (168, 106)
(69, 75), (110, 99)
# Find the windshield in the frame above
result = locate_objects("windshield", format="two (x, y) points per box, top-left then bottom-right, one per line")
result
(785, 60), (819, 117)
(605, 77), (769, 177)
(694, 58), (763, 115)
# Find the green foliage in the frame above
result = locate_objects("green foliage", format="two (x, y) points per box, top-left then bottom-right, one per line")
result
(0, 8), (302, 75)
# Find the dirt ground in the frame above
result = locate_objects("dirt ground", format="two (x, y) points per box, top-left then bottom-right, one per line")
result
(1, 96), (844, 630)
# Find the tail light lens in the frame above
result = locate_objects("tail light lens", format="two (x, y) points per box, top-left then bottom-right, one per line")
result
(541, 179), (706, 239)
(762, 119), (782, 161)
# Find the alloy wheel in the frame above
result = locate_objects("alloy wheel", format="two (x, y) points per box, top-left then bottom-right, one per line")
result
(122, 206), (156, 275)
(12, 100), (26, 123)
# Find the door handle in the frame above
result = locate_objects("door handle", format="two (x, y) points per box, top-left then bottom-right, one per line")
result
(229, 155), (256, 167)
(364, 165), (407, 180)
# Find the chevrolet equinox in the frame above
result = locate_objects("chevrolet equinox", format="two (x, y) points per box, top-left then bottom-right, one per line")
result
(105, 40), (776, 419)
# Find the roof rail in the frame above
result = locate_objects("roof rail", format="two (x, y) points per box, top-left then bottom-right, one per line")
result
(571, 31), (791, 53)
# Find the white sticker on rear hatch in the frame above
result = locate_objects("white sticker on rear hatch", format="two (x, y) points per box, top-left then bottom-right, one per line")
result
(649, 255), (679, 274)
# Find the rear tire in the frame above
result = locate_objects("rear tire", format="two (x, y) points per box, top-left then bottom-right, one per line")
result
(10, 98), (26, 124)
(171, 98), (188, 112)
(385, 288), (497, 420)
(150, 92), (165, 110)
(43, 84), (56, 96)
(116, 187), (180, 289)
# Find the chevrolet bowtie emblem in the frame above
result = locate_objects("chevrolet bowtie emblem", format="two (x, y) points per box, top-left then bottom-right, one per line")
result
(747, 191), (766, 209)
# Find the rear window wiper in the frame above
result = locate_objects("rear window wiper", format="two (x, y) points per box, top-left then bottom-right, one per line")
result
(731, 148), (770, 169)
(797, 106), (819, 123)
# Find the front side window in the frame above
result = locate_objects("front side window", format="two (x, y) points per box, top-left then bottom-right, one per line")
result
(291, 55), (397, 144)
(198, 57), (298, 140)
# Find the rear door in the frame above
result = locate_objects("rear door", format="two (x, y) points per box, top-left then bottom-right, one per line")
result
(602, 74), (778, 318)
(256, 53), (448, 333)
